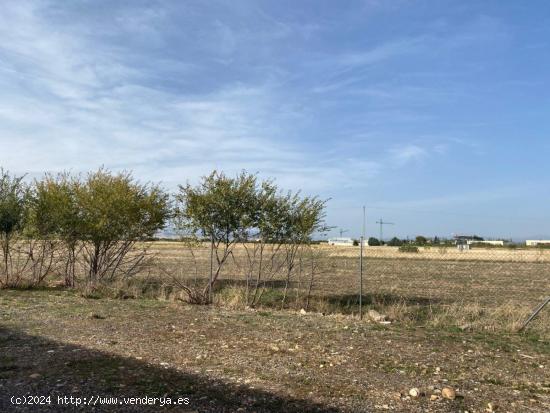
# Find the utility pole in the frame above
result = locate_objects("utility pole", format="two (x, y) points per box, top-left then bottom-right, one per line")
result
(339, 228), (349, 237)
(375, 218), (395, 243)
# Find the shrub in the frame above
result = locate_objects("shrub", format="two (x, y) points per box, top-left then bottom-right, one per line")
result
(0, 169), (30, 287)
(387, 237), (403, 246)
(174, 170), (328, 304)
(398, 245), (419, 253)
(415, 235), (428, 245)
(368, 237), (381, 246)
(76, 169), (170, 283)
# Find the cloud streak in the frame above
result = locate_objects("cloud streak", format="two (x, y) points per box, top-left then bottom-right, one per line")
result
(0, 1), (445, 194)
(2, 0), (544, 238)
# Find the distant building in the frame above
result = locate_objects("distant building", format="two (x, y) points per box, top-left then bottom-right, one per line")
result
(469, 240), (505, 246)
(453, 235), (483, 244)
(526, 240), (550, 247)
(454, 235), (474, 251)
(327, 237), (354, 246)
(457, 243), (470, 251)
(453, 235), (506, 247)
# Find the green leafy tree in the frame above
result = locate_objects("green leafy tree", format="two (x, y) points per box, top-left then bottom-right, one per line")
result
(415, 235), (428, 245)
(277, 191), (328, 308)
(175, 171), (260, 302)
(32, 173), (81, 286)
(245, 180), (286, 306)
(387, 237), (403, 246)
(175, 170), (329, 305)
(0, 169), (29, 286)
(368, 237), (381, 246)
(75, 169), (170, 282)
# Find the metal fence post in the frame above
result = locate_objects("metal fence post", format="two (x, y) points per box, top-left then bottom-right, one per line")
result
(520, 297), (550, 331)
(359, 235), (363, 320)
(359, 205), (366, 320)
(209, 234), (214, 304)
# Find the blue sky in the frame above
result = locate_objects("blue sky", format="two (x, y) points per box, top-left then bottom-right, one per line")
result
(1, 1), (549, 240)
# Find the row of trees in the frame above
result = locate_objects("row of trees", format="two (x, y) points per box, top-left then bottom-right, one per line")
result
(174, 171), (328, 304)
(367, 235), (444, 246)
(0, 168), (328, 305)
(0, 169), (169, 288)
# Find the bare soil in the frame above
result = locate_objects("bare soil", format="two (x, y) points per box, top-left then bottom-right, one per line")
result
(1, 289), (549, 412)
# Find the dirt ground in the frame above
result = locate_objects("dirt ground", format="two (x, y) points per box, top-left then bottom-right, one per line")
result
(1, 289), (549, 412)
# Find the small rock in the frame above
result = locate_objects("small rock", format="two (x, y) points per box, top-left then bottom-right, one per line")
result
(299, 308), (307, 315)
(430, 394), (439, 401)
(29, 373), (41, 379)
(486, 402), (498, 412)
(88, 312), (105, 320)
(269, 345), (280, 352)
(368, 310), (387, 322)
(409, 388), (420, 398)
(441, 387), (456, 400)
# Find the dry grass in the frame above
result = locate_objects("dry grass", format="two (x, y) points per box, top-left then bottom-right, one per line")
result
(321, 244), (550, 262)
(127, 242), (550, 337)
(9, 240), (541, 337)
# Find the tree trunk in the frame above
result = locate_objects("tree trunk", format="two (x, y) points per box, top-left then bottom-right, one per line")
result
(90, 242), (101, 283)
(2, 236), (10, 285)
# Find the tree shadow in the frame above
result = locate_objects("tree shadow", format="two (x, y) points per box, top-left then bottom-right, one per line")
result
(142, 277), (290, 292)
(0, 327), (341, 412)
(214, 278), (290, 290)
(324, 293), (444, 309)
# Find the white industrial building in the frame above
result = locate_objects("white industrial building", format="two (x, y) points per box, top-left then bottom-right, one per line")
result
(526, 240), (550, 246)
(453, 235), (505, 246)
(327, 237), (354, 246)
(468, 240), (505, 246)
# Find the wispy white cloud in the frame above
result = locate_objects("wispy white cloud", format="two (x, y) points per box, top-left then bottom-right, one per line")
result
(388, 144), (428, 166)
(0, 1), (387, 195)
(311, 38), (427, 94)
(0, 0), (516, 227)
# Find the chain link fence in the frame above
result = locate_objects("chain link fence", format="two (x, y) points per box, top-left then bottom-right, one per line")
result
(147, 241), (550, 335)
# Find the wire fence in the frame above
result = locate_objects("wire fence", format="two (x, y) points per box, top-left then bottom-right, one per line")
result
(150, 241), (550, 332)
